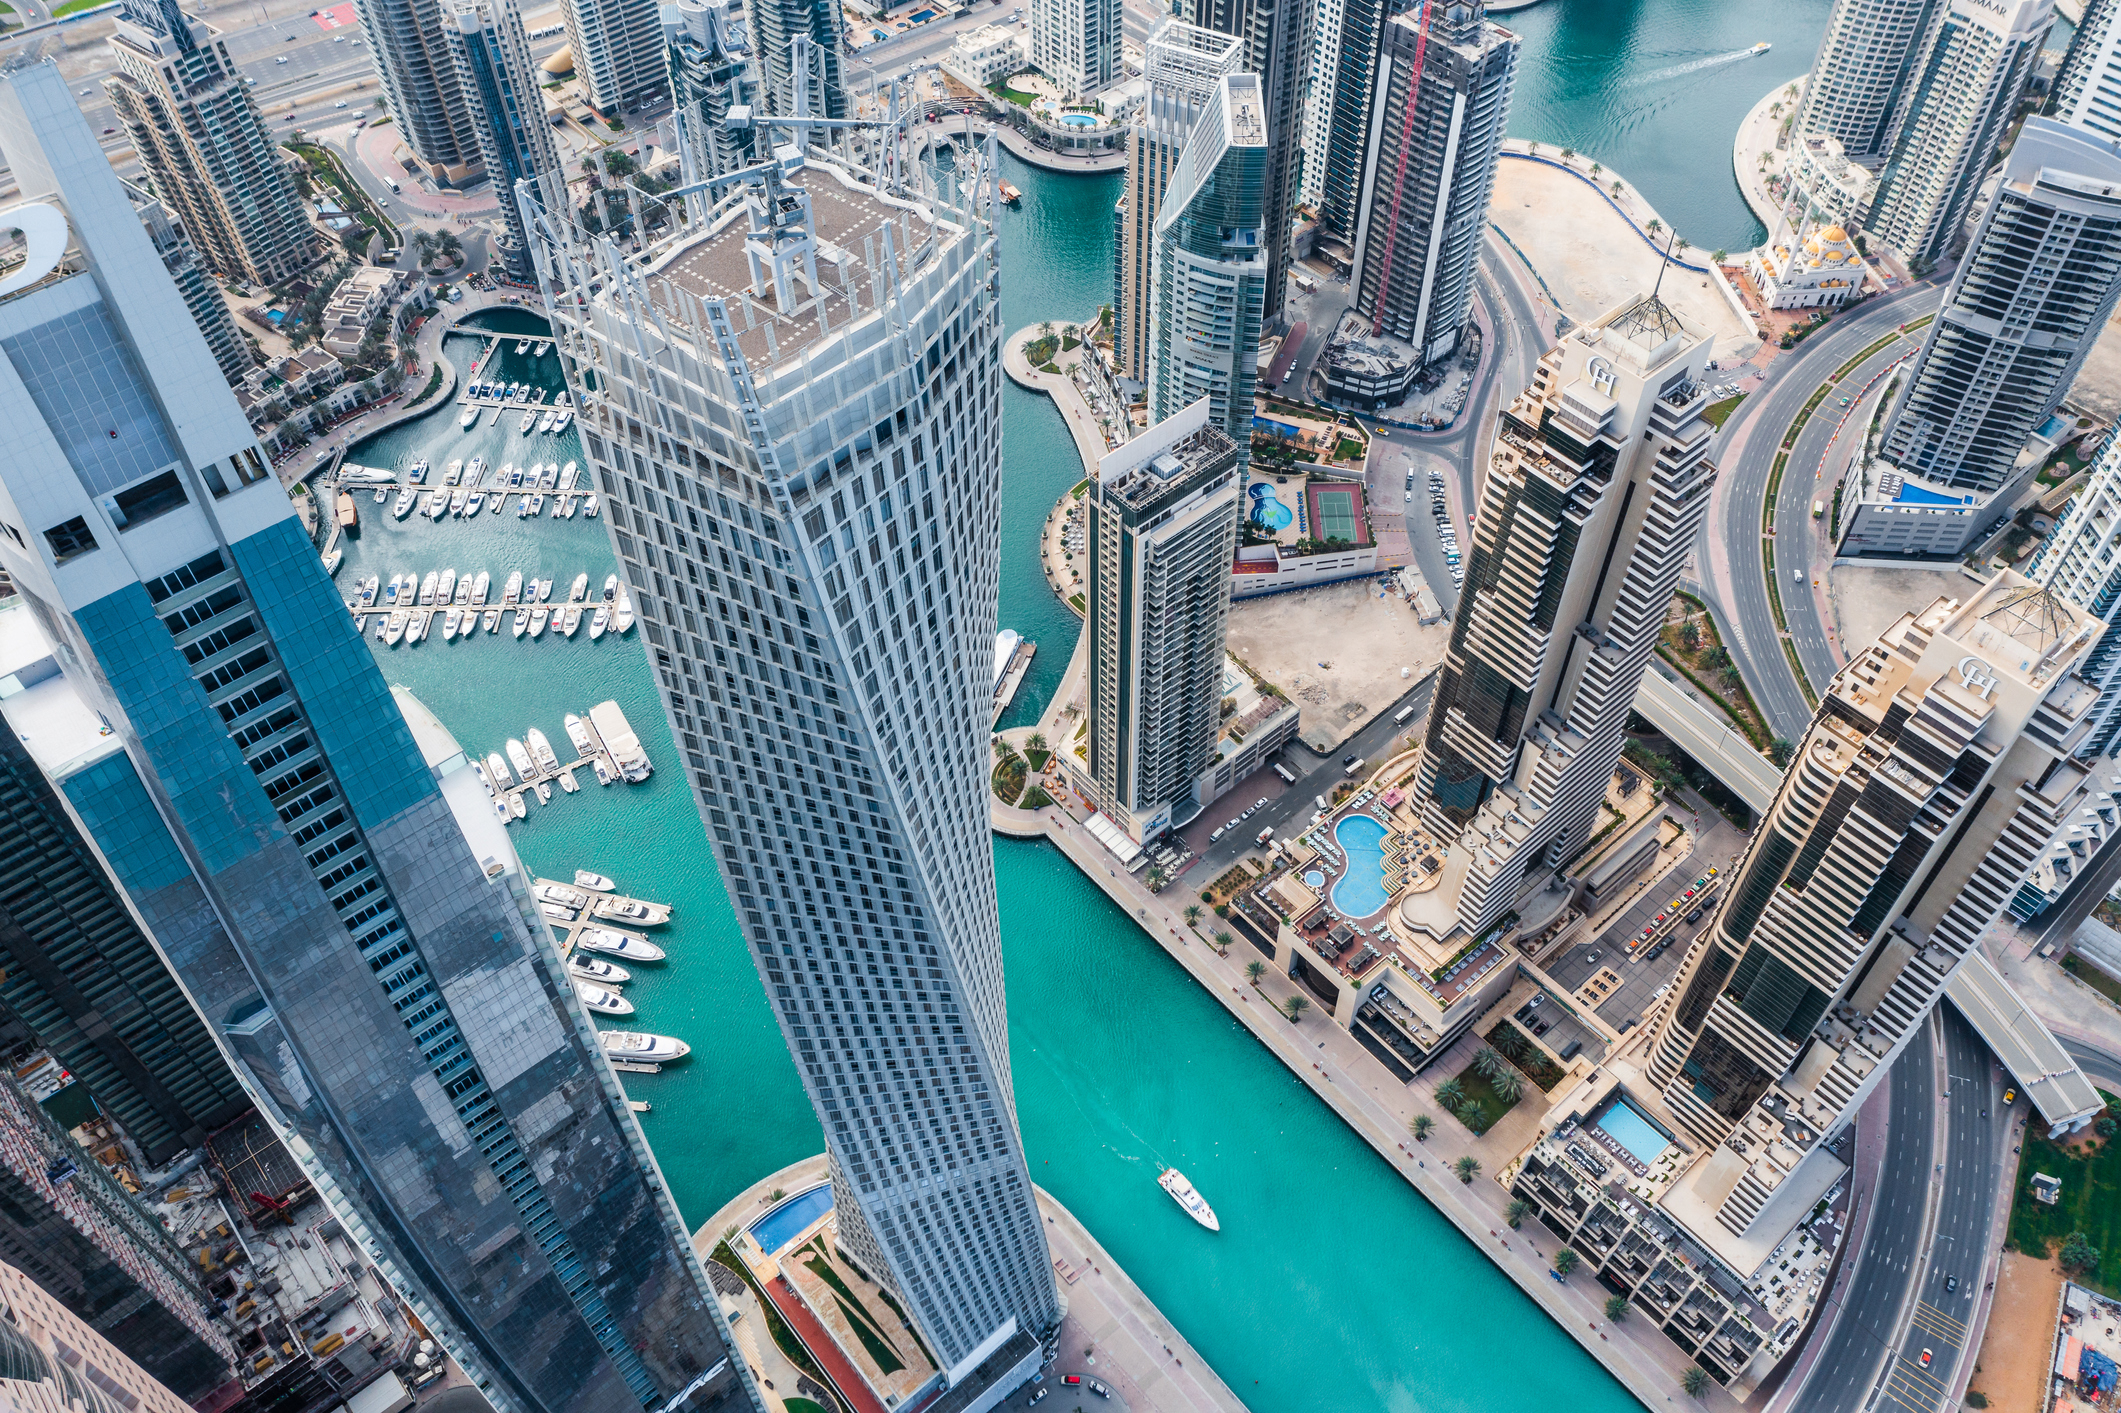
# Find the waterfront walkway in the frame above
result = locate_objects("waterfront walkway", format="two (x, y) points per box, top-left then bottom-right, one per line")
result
(698, 1154), (1249, 1413)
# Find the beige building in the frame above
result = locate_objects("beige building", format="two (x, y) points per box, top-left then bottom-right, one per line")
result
(320, 266), (410, 355)
(0, 1256), (200, 1413)
(942, 25), (1026, 90)
(1744, 222), (1862, 310)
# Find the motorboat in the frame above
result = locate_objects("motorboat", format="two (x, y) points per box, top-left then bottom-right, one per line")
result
(593, 895), (671, 925)
(527, 729), (561, 773)
(408, 459), (429, 484)
(524, 494), (544, 518)
(516, 339), (530, 355)
(459, 405), (480, 431)
(466, 491), (483, 515)
(393, 488), (418, 518)
(509, 464), (526, 488)
(540, 463), (559, 491)
(425, 491), (448, 520)
(572, 980), (633, 1016)
(441, 608), (461, 641)
(506, 738), (536, 780)
(1749, 41), (1771, 55)
(1158, 1168), (1220, 1232)
(536, 578), (555, 603)
(512, 608), (529, 638)
(453, 573), (473, 606)
(599, 1031), (688, 1062)
(601, 574), (619, 603)
(576, 928), (664, 962)
(466, 456), (486, 485)
(534, 781), (553, 804)
(537, 410), (555, 434)
(558, 769), (580, 793)
(520, 385), (537, 404)
(584, 494), (600, 518)
(552, 409), (572, 434)
(565, 714), (597, 758)
(373, 488), (388, 504)
(520, 408), (538, 434)
(559, 606), (580, 637)
(506, 382), (522, 401)
(567, 953), (629, 984)
(507, 794), (526, 821)
(588, 605), (609, 640)
(537, 882), (589, 908)
(559, 462), (579, 491)
(482, 607), (502, 633)
(568, 572), (589, 603)
(503, 571), (523, 605)
(357, 575), (379, 607)
(491, 491), (507, 515)
(574, 870), (615, 892)
(444, 459), (464, 486)
(449, 489), (467, 516)
(557, 496), (576, 519)
(527, 605), (548, 637)
(406, 610), (430, 644)
(383, 574), (404, 606)
(486, 750), (515, 789)
(470, 571), (491, 605)
(612, 587), (634, 634)
(375, 613), (389, 641)
(383, 610), (408, 645)
(437, 568), (458, 603)
(590, 757), (614, 786)
(418, 571), (440, 606)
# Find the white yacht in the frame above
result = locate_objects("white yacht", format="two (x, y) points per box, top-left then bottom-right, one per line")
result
(466, 491), (483, 515)
(537, 410), (556, 434)
(470, 571), (491, 605)
(449, 489), (467, 516)
(559, 461), (579, 491)
(537, 579), (555, 602)
(503, 571), (524, 605)
(520, 408), (538, 434)
(383, 610), (408, 646)
(444, 459), (464, 486)
(528, 606), (549, 638)
(558, 769), (580, 793)
(565, 714), (597, 758)
(516, 338), (530, 355)
(459, 404), (480, 431)
(466, 455), (486, 485)
(584, 494), (600, 518)
(599, 1031), (688, 1062)
(588, 605), (610, 640)
(576, 928), (664, 962)
(571, 980), (634, 1016)
(357, 576), (379, 607)
(405, 610), (430, 644)
(393, 488), (417, 518)
(574, 870), (616, 892)
(486, 750), (514, 788)
(408, 458), (430, 484)
(1158, 1169), (1220, 1232)
(613, 587), (634, 634)
(507, 794), (527, 821)
(559, 606), (580, 637)
(482, 608), (502, 634)
(417, 571), (440, 605)
(511, 608), (529, 637)
(568, 953), (629, 984)
(593, 895), (671, 925)
(552, 409), (572, 433)
(601, 574), (619, 603)
(568, 572), (589, 603)
(441, 608), (461, 641)
(540, 463), (559, 491)
(506, 738), (536, 780)
(437, 568), (458, 603)
(425, 490), (448, 520)
(527, 729), (561, 773)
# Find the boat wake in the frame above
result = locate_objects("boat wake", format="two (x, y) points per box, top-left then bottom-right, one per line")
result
(1635, 47), (1767, 84)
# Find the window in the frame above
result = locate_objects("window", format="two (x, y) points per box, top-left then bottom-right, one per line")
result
(106, 469), (187, 529)
(44, 517), (96, 563)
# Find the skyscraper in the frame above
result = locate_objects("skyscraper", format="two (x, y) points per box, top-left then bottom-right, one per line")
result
(124, 180), (251, 383)
(1864, 0), (2052, 264)
(1189, 0), (1308, 326)
(1799, 0), (1946, 162)
(444, 0), (563, 277)
(1882, 118), (2121, 487)
(1029, 0), (1119, 99)
(2032, 428), (2121, 759)
(1149, 72), (1270, 446)
(747, 0), (844, 118)
(1409, 294), (1718, 934)
(354, 0), (485, 184)
(1117, 18), (1242, 384)
(519, 130), (1060, 1400)
(1349, 1), (1517, 365)
(1647, 573), (2104, 1237)
(1306, 0), (1387, 240)
(0, 61), (752, 1413)
(559, 0), (666, 116)
(1084, 412), (1242, 844)
(103, 5), (318, 287)
(2053, 0), (2121, 135)
(665, 0), (756, 186)
(0, 1068), (236, 1402)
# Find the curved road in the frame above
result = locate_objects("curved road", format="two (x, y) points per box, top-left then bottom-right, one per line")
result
(1705, 281), (1945, 740)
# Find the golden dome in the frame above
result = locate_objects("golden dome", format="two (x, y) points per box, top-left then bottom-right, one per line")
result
(1804, 235), (1822, 253)
(1819, 224), (1848, 242)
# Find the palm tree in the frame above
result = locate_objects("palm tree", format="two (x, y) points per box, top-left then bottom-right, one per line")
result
(1589, 161), (1602, 178)
(1410, 1114), (1433, 1142)
(1682, 1367), (1709, 1398)
(1213, 931), (1234, 956)
(1244, 960), (1265, 984)
(1281, 994), (1309, 1023)
(1526, 141), (1540, 155)
(1559, 146), (1574, 163)
(410, 230), (436, 267)
(1554, 1247), (1579, 1279)
(1506, 1198), (1530, 1228)
(1711, 248), (1728, 263)
(1471, 1046), (1508, 1082)
(1610, 180), (1624, 197)
(1184, 904), (1203, 928)
(1453, 1155), (1481, 1183)
(1027, 731), (1047, 755)
(1646, 218), (1663, 235)
(1434, 1077), (1466, 1113)
(1604, 1295), (1630, 1322)
(1491, 1068), (1524, 1107)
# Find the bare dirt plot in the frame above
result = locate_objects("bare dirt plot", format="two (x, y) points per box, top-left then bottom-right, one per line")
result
(1969, 1251), (2063, 1412)
(1225, 577), (1447, 752)
(1826, 563), (1968, 664)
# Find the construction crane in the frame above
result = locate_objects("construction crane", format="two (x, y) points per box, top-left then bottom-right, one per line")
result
(1370, 0), (1432, 338)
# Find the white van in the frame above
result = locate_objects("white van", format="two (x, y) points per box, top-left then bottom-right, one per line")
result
(1272, 762), (1296, 784)
(1209, 826), (1225, 842)
(1342, 757), (1365, 776)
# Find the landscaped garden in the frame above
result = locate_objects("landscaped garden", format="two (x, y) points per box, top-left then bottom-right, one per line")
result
(2005, 1095), (2120, 1296)
(1486, 1019), (1568, 1091)
(1658, 591), (1778, 756)
(1437, 1046), (1527, 1135)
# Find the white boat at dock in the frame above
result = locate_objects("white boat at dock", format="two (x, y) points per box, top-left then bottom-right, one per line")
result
(483, 608), (501, 633)
(486, 751), (513, 787)
(537, 410), (555, 433)
(559, 461), (579, 491)
(466, 491), (483, 515)
(590, 757), (614, 786)
(444, 459), (463, 486)
(599, 1031), (688, 1062)
(525, 493), (545, 517)
(393, 488), (418, 518)
(449, 489), (467, 516)
(503, 571), (523, 605)
(383, 574), (405, 606)
(383, 610), (408, 645)
(441, 608), (461, 641)
(572, 979), (633, 1016)
(418, 571), (440, 605)
(467, 456), (486, 485)
(406, 611), (430, 644)
(506, 738), (535, 780)
(568, 572), (589, 603)
(568, 953), (629, 984)
(558, 769), (579, 793)
(566, 714), (597, 756)
(516, 338), (530, 355)
(553, 409), (572, 433)
(534, 781), (552, 804)
(590, 701), (650, 780)
(408, 458), (430, 484)
(459, 405), (480, 430)
(539, 463), (559, 491)
(593, 894), (671, 925)
(357, 575), (379, 607)
(425, 491), (448, 520)
(528, 606), (549, 638)
(584, 494), (600, 518)
(507, 793), (526, 820)
(491, 491), (507, 515)
(559, 606), (580, 636)
(574, 870), (615, 892)
(1158, 1168), (1220, 1231)
(575, 927), (664, 962)
(528, 729), (561, 773)
(471, 571), (490, 605)
(512, 608), (529, 638)
(536, 578), (554, 602)
(519, 408), (538, 434)
(437, 568), (458, 603)
(613, 587), (635, 635)
(589, 605), (609, 639)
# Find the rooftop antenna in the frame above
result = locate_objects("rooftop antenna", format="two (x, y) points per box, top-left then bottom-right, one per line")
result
(1650, 226), (1679, 304)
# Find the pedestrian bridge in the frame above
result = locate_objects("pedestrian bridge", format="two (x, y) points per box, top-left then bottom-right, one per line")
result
(1631, 671), (1783, 814)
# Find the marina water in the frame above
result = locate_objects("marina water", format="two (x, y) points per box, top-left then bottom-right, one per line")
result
(331, 6), (1856, 1389)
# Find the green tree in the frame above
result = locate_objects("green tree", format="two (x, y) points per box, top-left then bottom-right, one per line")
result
(1213, 931), (1234, 956)
(1555, 1247), (1579, 1279)
(1471, 1046), (1508, 1083)
(2098, 1116), (2117, 1138)
(1559, 146), (1575, 162)
(1703, 645), (1732, 671)
(1244, 960), (1265, 984)
(1678, 618), (1701, 652)
(1435, 1077), (1466, 1113)
(1589, 161), (1602, 177)
(1610, 180), (1623, 197)
(1506, 1198), (1531, 1228)
(1281, 994), (1309, 1023)
(1184, 904), (1203, 928)
(1410, 1114), (1434, 1142)
(1453, 1155), (1481, 1184)
(1647, 218), (1663, 235)
(1770, 737), (1795, 767)
(1712, 248), (1728, 263)
(1682, 1367), (1709, 1398)
(1605, 1295), (1630, 1322)
(1491, 1067), (1523, 1107)
(2060, 1231), (2102, 1276)
(1027, 731), (1047, 753)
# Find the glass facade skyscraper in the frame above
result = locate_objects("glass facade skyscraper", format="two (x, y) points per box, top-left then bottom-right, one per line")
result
(0, 61), (752, 1413)
(443, 0), (562, 278)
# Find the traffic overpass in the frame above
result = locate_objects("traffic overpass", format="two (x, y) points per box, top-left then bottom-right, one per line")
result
(1947, 951), (2105, 1132)
(1632, 671), (1782, 814)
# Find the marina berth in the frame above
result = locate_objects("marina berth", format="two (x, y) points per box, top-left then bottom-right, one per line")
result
(598, 1031), (688, 1063)
(568, 953), (629, 984)
(575, 928), (665, 962)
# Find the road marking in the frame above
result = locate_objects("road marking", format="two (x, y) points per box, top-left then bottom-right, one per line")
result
(1910, 1301), (1965, 1343)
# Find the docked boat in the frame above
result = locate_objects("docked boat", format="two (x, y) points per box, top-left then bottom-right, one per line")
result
(537, 410), (555, 434)
(539, 463), (559, 491)
(601, 574), (619, 603)
(574, 870), (615, 892)
(588, 605), (609, 640)
(593, 894), (671, 925)
(487, 750), (513, 787)
(357, 576), (379, 608)
(568, 572), (589, 603)
(468, 491), (485, 515)
(373, 488), (388, 504)
(553, 409), (572, 434)
(590, 757), (614, 786)
(565, 714), (597, 758)
(444, 459), (464, 486)
(406, 610), (430, 644)
(520, 407), (537, 433)
(536, 882), (589, 909)
(536, 578), (554, 602)
(454, 575), (473, 607)
(482, 607), (502, 633)
(576, 928), (664, 962)
(506, 738), (536, 781)
(572, 980), (634, 1016)
(441, 608), (461, 641)
(503, 571), (523, 605)
(383, 610), (408, 645)
(491, 491), (507, 515)
(408, 458), (429, 484)
(449, 488), (467, 516)
(418, 571), (440, 606)
(470, 571), (491, 605)
(525, 494), (545, 518)
(584, 494), (600, 518)
(459, 404), (480, 431)
(437, 568), (459, 603)
(568, 953), (629, 984)
(558, 768), (580, 793)
(382, 574), (404, 606)
(393, 488), (417, 518)
(590, 701), (650, 781)
(1158, 1168), (1220, 1232)
(559, 462), (579, 491)
(426, 490), (448, 520)
(516, 338), (530, 355)
(612, 587), (634, 635)
(509, 464), (526, 488)
(512, 608), (529, 638)
(599, 1031), (688, 1063)
(533, 781), (553, 804)
(527, 729), (561, 774)
(506, 793), (526, 821)
(467, 456), (485, 485)
(559, 606), (580, 637)
(528, 606), (549, 638)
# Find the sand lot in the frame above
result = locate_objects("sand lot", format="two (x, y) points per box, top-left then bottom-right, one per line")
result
(1968, 1251), (2064, 1412)
(1225, 577), (1446, 752)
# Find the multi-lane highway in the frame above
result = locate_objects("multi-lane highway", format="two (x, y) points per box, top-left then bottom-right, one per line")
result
(1705, 282), (1945, 739)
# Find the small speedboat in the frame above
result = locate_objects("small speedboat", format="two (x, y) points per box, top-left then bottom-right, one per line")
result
(444, 459), (464, 486)
(406, 610), (430, 644)
(601, 573), (618, 602)
(425, 490), (448, 520)
(539, 463), (559, 491)
(393, 488), (417, 518)
(590, 757), (614, 786)
(449, 489), (467, 516)
(466, 491), (483, 515)
(559, 461), (579, 491)
(437, 568), (458, 603)
(574, 870), (616, 892)
(599, 1030), (688, 1062)
(559, 606), (580, 637)
(357, 575), (379, 607)
(536, 578), (554, 602)
(1158, 1168), (1220, 1232)
(483, 607), (502, 633)
(534, 781), (553, 804)
(552, 409), (572, 434)
(558, 769), (580, 793)
(528, 606), (549, 638)
(584, 494), (600, 518)
(441, 608), (461, 641)
(507, 794), (527, 820)
(537, 410), (556, 434)
(568, 572), (589, 603)
(487, 750), (514, 788)
(516, 339), (530, 355)
(528, 729), (561, 773)
(408, 458), (429, 484)
(520, 408), (538, 434)
(576, 928), (664, 962)
(467, 456), (486, 485)
(568, 953), (630, 984)
(589, 605), (609, 640)
(1749, 40), (1771, 55)
(525, 494), (544, 517)
(566, 713), (597, 756)
(512, 607), (529, 638)
(572, 980), (634, 1016)
(491, 491), (506, 515)
(383, 610), (408, 645)
(506, 738), (535, 780)
(459, 405), (480, 431)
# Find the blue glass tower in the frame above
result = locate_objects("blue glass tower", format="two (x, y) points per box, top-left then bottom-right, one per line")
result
(0, 61), (757, 1413)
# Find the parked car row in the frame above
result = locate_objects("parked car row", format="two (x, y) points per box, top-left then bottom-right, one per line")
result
(1426, 469), (1464, 589)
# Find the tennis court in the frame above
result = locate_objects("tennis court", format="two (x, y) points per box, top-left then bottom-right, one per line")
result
(1306, 482), (1368, 545)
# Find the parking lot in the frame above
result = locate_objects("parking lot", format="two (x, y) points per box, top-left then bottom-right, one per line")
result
(1407, 465), (1465, 594)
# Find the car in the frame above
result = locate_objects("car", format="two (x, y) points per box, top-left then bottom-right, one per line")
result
(2004, 1087), (2017, 1103)
(78, 88), (90, 96)
(1227, 818), (1241, 831)
(1255, 797), (1267, 809)
(1946, 1275), (1958, 1292)
(1062, 1376), (1081, 1387)
(1683, 888), (1697, 899)
(1685, 907), (1703, 923)
(1794, 568), (1804, 582)
(102, 127), (115, 134)
(1918, 1349), (1933, 1370)
(276, 55), (289, 62)
(1342, 755), (1357, 767)
(1089, 1381), (1110, 1398)
(1026, 1390), (1048, 1407)
(334, 99), (349, 107)
(1839, 397), (1850, 406)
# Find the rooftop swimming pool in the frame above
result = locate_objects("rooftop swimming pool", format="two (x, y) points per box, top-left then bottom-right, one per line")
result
(1330, 814), (1389, 917)
(1249, 482), (1294, 531)
(1595, 1099), (1670, 1167)
(1059, 112), (1098, 127)
(1303, 870), (1326, 889)
(748, 1182), (833, 1254)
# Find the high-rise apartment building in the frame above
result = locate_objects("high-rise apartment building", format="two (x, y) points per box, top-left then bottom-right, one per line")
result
(748, 0), (844, 118)
(354, 0), (485, 184)
(1189, 0), (1308, 326)
(1864, 0), (2052, 264)
(1409, 294), (1718, 934)
(1306, 0), (1388, 239)
(124, 180), (250, 383)
(1149, 72), (1270, 447)
(103, 6), (318, 288)
(0, 1069), (236, 1402)
(1799, 0), (1946, 162)
(444, 0), (562, 277)
(1084, 412), (1241, 843)
(665, 0), (756, 186)
(1030, 0), (1119, 99)
(0, 1249), (220, 1413)
(2032, 428), (2121, 759)
(0, 647), (251, 1164)
(1841, 119), (2121, 559)
(519, 134), (1059, 1401)
(1116, 18), (1242, 384)
(1349, 1), (1517, 366)
(2053, 0), (2121, 135)
(1647, 573), (2104, 1239)
(0, 62), (752, 1413)
(560, 0), (665, 115)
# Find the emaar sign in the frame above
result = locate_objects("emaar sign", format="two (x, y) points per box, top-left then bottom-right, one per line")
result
(0, 202), (68, 300)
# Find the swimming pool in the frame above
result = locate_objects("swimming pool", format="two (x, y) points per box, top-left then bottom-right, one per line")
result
(748, 1182), (833, 1254)
(1059, 112), (1098, 127)
(1596, 1099), (1670, 1166)
(1330, 814), (1389, 917)
(1249, 483), (1294, 531)
(1303, 870), (1325, 889)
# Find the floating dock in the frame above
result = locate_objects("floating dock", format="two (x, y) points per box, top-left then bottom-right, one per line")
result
(992, 635), (1035, 724)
